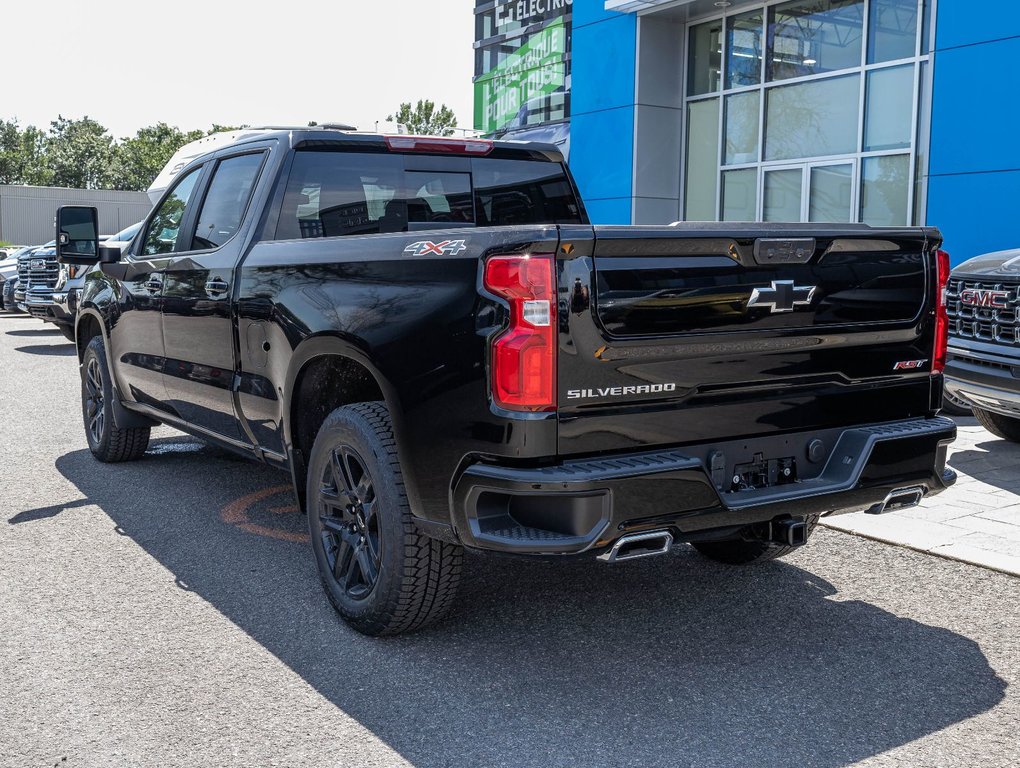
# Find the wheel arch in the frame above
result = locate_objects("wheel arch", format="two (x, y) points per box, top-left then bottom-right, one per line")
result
(75, 307), (158, 430)
(284, 335), (420, 515)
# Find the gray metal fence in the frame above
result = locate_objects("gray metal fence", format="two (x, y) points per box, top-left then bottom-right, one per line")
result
(0, 185), (152, 246)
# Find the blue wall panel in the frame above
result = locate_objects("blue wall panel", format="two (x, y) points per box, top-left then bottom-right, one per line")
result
(929, 37), (1020, 177)
(569, 106), (635, 202)
(927, 0), (1020, 264)
(935, 1), (1020, 50)
(570, 3), (637, 223)
(582, 197), (634, 225)
(928, 171), (1020, 263)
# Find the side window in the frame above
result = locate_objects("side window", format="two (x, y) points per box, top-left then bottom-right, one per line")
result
(472, 159), (582, 226)
(142, 169), (201, 256)
(275, 151), (475, 240)
(191, 153), (264, 250)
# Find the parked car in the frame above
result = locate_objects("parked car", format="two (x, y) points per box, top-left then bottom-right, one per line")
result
(58, 127), (957, 636)
(50, 223), (141, 334)
(944, 249), (1020, 438)
(0, 246), (33, 310)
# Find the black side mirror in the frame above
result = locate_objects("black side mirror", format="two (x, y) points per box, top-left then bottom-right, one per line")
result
(56, 206), (102, 265)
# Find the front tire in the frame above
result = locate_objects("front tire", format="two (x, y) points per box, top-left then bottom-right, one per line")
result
(973, 407), (1020, 442)
(57, 324), (76, 342)
(307, 401), (463, 636)
(81, 336), (150, 462)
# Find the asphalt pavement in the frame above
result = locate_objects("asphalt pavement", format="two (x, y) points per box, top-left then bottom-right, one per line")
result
(1, 313), (1018, 768)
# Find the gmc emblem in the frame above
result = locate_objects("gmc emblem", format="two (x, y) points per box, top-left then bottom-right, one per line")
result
(959, 288), (1009, 309)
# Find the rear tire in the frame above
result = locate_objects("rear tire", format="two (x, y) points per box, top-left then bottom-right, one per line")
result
(693, 517), (818, 565)
(306, 401), (463, 636)
(81, 336), (150, 462)
(973, 407), (1020, 442)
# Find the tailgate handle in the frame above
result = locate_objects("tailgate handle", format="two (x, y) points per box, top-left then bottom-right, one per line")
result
(753, 238), (816, 266)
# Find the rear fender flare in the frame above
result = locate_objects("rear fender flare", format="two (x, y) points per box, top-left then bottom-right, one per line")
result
(283, 335), (422, 515)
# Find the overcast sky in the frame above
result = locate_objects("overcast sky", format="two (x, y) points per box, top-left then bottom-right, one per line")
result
(4, 0), (476, 139)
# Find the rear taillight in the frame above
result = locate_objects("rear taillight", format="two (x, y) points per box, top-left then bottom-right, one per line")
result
(483, 254), (557, 412)
(933, 249), (951, 375)
(385, 136), (493, 155)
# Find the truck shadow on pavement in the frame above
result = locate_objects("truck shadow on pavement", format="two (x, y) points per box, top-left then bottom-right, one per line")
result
(14, 343), (77, 356)
(38, 437), (1007, 768)
(6, 328), (63, 337)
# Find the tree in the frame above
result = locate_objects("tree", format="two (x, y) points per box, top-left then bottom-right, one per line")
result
(47, 116), (113, 189)
(0, 119), (52, 185)
(109, 123), (204, 191)
(387, 100), (458, 136)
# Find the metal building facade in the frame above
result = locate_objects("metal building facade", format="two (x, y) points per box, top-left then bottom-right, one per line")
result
(0, 185), (152, 246)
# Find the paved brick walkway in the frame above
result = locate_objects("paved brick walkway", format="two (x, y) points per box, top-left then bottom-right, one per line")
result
(824, 416), (1020, 576)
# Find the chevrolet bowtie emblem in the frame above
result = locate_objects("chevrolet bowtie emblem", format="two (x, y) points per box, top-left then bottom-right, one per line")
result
(747, 280), (817, 314)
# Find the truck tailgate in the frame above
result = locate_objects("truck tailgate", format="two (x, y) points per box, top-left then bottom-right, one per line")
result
(557, 224), (942, 456)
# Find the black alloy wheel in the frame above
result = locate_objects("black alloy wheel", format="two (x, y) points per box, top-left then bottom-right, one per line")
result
(306, 402), (463, 636)
(84, 355), (106, 446)
(316, 445), (382, 601)
(80, 336), (150, 462)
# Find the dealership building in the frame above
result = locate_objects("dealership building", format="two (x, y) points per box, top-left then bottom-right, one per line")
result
(474, 0), (1011, 264)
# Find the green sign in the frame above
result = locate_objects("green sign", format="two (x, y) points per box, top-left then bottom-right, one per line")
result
(474, 18), (567, 134)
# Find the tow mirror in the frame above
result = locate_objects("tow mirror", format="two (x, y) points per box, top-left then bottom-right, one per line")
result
(56, 206), (98, 264)
(56, 206), (121, 265)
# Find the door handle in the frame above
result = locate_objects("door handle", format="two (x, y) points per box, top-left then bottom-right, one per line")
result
(144, 274), (163, 293)
(205, 278), (229, 297)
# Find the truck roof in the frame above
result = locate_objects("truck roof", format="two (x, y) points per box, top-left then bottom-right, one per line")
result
(147, 126), (564, 204)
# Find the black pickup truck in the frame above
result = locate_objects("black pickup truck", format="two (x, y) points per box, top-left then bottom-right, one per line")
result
(56, 128), (957, 636)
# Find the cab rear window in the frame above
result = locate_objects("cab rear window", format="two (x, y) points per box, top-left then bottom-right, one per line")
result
(274, 150), (581, 240)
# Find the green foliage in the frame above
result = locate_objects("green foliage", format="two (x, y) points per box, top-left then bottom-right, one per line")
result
(47, 115), (115, 189)
(108, 123), (204, 191)
(0, 117), (257, 191)
(387, 100), (458, 137)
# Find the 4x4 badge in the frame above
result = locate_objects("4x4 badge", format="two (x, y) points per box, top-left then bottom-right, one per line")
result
(403, 240), (467, 257)
(747, 280), (817, 314)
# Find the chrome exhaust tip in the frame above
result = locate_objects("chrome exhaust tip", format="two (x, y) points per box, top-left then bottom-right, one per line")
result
(866, 486), (926, 515)
(598, 531), (673, 563)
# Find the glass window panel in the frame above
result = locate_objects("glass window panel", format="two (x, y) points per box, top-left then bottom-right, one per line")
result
(685, 99), (720, 220)
(192, 153), (264, 250)
(864, 65), (913, 152)
(868, 0), (918, 63)
(688, 20), (723, 96)
(913, 61), (930, 225)
(764, 168), (804, 221)
(765, 74), (860, 161)
(768, 0), (865, 81)
(143, 169), (200, 256)
(722, 168), (758, 221)
(809, 163), (853, 222)
(726, 10), (763, 89)
(921, 0), (932, 54)
(861, 154), (910, 225)
(724, 91), (760, 165)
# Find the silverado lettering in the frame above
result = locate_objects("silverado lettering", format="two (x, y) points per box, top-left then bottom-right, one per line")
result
(55, 128), (957, 637)
(567, 383), (677, 399)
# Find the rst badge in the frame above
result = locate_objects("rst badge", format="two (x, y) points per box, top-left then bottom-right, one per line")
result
(959, 288), (1010, 309)
(403, 240), (467, 257)
(893, 359), (929, 371)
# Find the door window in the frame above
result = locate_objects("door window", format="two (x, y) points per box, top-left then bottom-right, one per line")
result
(191, 153), (265, 250)
(142, 169), (201, 256)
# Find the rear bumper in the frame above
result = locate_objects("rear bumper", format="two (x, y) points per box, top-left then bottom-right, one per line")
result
(450, 417), (957, 557)
(945, 343), (1020, 417)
